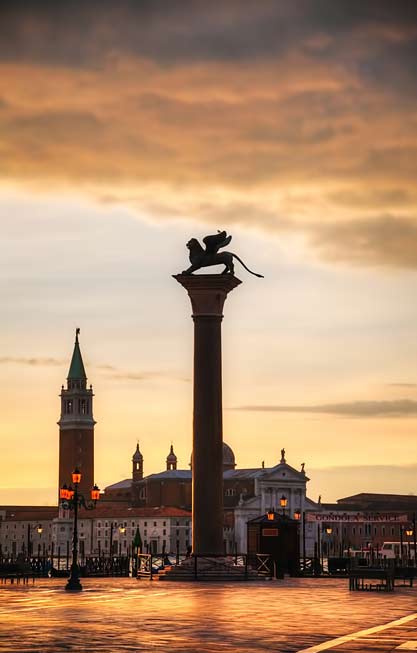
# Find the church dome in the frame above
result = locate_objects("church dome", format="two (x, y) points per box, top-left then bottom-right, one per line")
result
(189, 441), (236, 470)
(222, 442), (236, 471)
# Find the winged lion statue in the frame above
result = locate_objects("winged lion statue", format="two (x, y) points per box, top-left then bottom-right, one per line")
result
(182, 230), (263, 278)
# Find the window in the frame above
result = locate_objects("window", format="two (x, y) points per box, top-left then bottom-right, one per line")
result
(176, 529), (179, 536)
(163, 521), (166, 527)
(144, 530), (147, 536)
(153, 522), (157, 527)
(163, 529), (166, 536)
(144, 521), (147, 527)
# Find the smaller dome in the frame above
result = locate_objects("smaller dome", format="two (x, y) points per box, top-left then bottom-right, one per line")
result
(132, 443), (143, 462)
(166, 444), (177, 462)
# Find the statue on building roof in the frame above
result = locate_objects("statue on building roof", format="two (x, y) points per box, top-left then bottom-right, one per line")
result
(280, 448), (286, 464)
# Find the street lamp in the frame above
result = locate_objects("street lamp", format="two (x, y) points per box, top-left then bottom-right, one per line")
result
(294, 510), (301, 521)
(266, 508), (275, 521)
(26, 523), (43, 557)
(59, 468), (100, 591)
(118, 525), (126, 555)
(404, 527), (414, 561)
(280, 495), (288, 517)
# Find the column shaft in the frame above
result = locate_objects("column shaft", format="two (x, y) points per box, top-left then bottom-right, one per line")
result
(193, 316), (223, 555)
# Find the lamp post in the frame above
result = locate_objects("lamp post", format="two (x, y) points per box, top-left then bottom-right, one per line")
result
(400, 526), (404, 564)
(323, 524), (333, 559)
(118, 525), (126, 555)
(26, 523), (43, 557)
(59, 469), (100, 591)
(280, 495), (288, 517)
(405, 526), (413, 562)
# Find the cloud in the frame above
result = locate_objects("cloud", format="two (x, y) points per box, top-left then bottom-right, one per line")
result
(232, 399), (417, 418)
(0, 357), (188, 382)
(94, 363), (189, 383)
(0, 356), (65, 366)
(307, 215), (417, 268)
(388, 383), (417, 388)
(0, 1), (416, 267)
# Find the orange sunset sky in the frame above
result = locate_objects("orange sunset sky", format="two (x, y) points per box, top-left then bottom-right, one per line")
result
(1, 1), (416, 505)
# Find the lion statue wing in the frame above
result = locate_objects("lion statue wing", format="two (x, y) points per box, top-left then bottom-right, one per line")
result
(202, 230), (232, 254)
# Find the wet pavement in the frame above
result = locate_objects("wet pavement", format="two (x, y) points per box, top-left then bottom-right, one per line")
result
(0, 577), (415, 652)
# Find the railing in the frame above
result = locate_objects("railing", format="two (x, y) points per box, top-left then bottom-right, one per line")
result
(136, 552), (279, 580)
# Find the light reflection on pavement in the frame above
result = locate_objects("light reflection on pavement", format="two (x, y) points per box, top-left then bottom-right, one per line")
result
(0, 577), (415, 652)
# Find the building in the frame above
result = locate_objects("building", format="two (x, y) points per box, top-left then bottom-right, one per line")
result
(104, 445), (319, 553)
(313, 493), (417, 554)
(0, 505), (191, 557)
(1, 331), (415, 561)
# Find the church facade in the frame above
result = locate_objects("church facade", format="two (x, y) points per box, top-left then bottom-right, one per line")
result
(103, 443), (319, 554)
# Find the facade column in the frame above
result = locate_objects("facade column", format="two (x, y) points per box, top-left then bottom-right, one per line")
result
(174, 274), (241, 555)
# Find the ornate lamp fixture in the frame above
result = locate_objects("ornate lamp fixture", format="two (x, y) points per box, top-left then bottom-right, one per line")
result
(59, 468), (100, 591)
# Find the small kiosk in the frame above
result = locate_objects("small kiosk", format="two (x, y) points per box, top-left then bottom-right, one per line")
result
(247, 512), (300, 577)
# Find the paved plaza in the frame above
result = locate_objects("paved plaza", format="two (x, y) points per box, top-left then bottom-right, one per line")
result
(0, 578), (416, 652)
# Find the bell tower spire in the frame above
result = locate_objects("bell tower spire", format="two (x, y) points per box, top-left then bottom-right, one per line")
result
(58, 329), (95, 498)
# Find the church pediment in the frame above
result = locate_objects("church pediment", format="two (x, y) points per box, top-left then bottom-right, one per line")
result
(259, 463), (309, 483)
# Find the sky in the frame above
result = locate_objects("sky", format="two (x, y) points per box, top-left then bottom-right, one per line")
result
(0, 0), (416, 504)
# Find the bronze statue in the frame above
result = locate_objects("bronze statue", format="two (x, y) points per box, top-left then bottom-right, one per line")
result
(182, 230), (263, 278)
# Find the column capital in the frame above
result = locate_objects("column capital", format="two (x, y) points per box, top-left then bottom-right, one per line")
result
(173, 274), (241, 317)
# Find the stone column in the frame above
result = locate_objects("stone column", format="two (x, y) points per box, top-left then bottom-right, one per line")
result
(174, 274), (241, 555)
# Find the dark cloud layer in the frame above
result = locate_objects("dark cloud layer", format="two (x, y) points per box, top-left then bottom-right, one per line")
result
(233, 399), (417, 418)
(1, 1), (416, 67)
(0, 1), (416, 268)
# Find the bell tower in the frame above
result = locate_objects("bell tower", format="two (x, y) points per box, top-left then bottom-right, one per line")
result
(58, 329), (95, 498)
(132, 442), (143, 482)
(166, 444), (177, 471)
